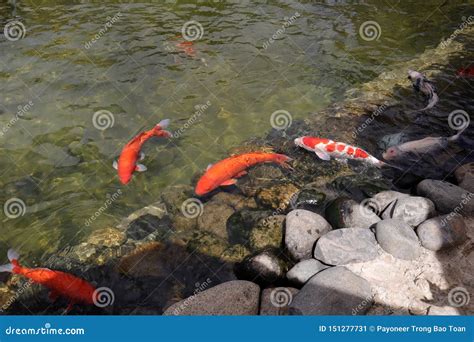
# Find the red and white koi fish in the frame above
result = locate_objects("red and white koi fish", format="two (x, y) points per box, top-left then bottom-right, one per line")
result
(113, 119), (171, 184)
(0, 249), (96, 311)
(294, 136), (386, 167)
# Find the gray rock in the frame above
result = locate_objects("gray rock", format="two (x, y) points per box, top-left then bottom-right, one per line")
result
(313, 228), (379, 265)
(375, 219), (421, 260)
(234, 249), (286, 285)
(163, 280), (260, 315)
(381, 196), (436, 227)
(428, 305), (462, 315)
(416, 214), (468, 251)
(287, 259), (330, 286)
(417, 180), (474, 216)
(455, 163), (474, 193)
(369, 190), (410, 215)
(325, 198), (380, 230)
(285, 209), (332, 260)
(259, 287), (299, 315)
(289, 267), (373, 315)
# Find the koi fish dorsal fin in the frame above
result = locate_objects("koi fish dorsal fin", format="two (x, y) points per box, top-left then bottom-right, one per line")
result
(220, 179), (237, 186)
(7, 249), (19, 262)
(315, 150), (331, 161)
(112, 160), (118, 170)
(135, 164), (147, 172)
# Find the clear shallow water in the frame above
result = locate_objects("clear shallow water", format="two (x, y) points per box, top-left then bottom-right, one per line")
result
(0, 1), (471, 261)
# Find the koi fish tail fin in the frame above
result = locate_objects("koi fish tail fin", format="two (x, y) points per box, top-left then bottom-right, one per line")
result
(275, 154), (294, 170)
(156, 119), (170, 130)
(0, 249), (20, 273)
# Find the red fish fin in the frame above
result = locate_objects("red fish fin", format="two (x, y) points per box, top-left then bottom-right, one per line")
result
(220, 179), (237, 186)
(49, 291), (60, 302)
(315, 150), (331, 161)
(234, 171), (247, 178)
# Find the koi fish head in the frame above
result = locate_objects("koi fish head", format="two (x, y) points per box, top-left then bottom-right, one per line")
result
(382, 146), (401, 160)
(195, 174), (216, 196)
(407, 69), (423, 81)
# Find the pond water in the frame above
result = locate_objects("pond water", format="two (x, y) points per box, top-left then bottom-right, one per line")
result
(0, 0), (471, 261)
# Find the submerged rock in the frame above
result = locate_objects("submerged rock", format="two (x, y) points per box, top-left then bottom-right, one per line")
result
(455, 163), (474, 193)
(374, 219), (421, 260)
(197, 202), (235, 240)
(417, 180), (474, 216)
(249, 215), (285, 250)
(325, 198), (380, 229)
(237, 165), (286, 197)
(292, 188), (326, 212)
(259, 287), (299, 315)
(285, 209), (332, 260)
(381, 196), (436, 227)
(234, 249), (286, 285)
(126, 214), (172, 241)
(163, 280), (260, 315)
(227, 209), (272, 245)
(416, 215), (468, 251)
(286, 259), (330, 286)
(313, 228), (379, 265)
(255, 183), (300, 212)
(289, 267), (373, 315)
(86, 227), (126, 248)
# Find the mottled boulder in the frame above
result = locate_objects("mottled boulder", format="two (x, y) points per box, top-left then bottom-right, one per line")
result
(249, 215), (285, 250)
(417, 180), (474, 216)
(197, 202), (235, 240)
(289, 267), (373, 315)
(313, 228), (379, 265)
(86, 227), (126, 248)
(381, 196), (436, 227)
(259, 287), (299, 315)
(455, 163), (474, 193)
(375, 219), (421, 260)
(256, 183), (300, 212)
(285, 209), (332, 260)
(163, 280), (260, 315)
(227, 210), (272, 245)
(234, 249), (286, 285)
(286, 259), (330, 286)
(325, 198), (380, 229)
(126, 214), (173, 241)
(416, 215), (468, 251)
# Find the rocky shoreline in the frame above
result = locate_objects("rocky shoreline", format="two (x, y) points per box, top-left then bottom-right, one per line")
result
(1, 27), (473, 316)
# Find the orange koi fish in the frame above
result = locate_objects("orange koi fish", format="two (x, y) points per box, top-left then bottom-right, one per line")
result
(113, 119), (171, 184)
(195, 152), (292, 196)
(295, 136), (386, 167)
(0, 249), (96, 311)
